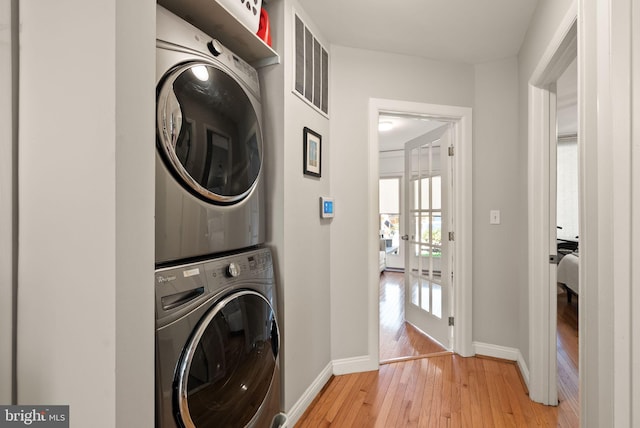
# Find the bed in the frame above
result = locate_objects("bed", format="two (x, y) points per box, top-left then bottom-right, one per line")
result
(557, 253), (579, 303)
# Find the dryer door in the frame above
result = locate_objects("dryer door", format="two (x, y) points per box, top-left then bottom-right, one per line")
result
(157, 62), (262, 205)
(176, 290), (279, 428)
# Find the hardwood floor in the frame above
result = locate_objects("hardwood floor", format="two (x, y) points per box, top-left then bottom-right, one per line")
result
(556, 290), (579, 426)
(295, 273), (580, 427)
(296, 354), (569, 427)
(379, 272), (447, 362)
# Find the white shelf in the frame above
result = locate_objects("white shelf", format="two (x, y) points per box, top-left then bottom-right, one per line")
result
(158, 0), (279, 68)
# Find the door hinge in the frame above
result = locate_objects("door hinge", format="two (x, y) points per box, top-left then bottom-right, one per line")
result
(448, 145), (454, 156)
(448, 316), (455, 326)
(448, 231), (455, 241)
(549, 254), (560, 265)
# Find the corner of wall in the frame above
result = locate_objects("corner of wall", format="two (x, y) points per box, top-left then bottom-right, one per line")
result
(0, 0), (19, 405)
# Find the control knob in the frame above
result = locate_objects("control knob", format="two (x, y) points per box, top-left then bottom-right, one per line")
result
(207, 39), (223, 57)
(226, 262), (240, 278)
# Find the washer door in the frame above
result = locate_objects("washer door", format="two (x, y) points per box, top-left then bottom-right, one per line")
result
(157, 62), (262, 205)
(176, 290), (279, 428)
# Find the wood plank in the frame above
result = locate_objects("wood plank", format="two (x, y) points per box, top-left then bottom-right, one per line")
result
(355, 364), (396, 426)
(417, 355), (437, 426)
(405, 358), (429, 427)
(333, 369), (376, 427)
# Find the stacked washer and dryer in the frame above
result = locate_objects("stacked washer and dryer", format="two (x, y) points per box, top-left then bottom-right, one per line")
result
(154, 6), (283, 428)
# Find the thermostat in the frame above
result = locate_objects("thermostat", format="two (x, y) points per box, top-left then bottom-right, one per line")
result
(320, 197), (334, 218)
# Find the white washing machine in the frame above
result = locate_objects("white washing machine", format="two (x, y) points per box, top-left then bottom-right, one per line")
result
(155, 5), (265, 265)
(155, 247), (283, 428)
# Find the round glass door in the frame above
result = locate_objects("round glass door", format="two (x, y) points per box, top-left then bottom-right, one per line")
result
(157, 62), (262, 204)
(176, 290), (279, 428)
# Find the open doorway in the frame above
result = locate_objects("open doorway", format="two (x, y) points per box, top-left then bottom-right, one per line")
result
(377, 115), (449, 362)
(368, 99), (473, 365)
(554, 57), (580, 423)
(527, 17), (579, 411)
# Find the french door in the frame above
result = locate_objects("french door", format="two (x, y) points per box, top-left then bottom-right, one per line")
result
(404, 124), (453, 349)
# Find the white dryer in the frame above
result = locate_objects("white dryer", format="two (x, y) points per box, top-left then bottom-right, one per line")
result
(155, 6), (265, 265)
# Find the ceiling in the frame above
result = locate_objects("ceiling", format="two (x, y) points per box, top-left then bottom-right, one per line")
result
(297, 0), (542, 150)
(378, 115), (445, 152)
(296, 0), (539, 65)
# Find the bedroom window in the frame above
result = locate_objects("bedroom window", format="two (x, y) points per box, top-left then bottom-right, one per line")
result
(379, 177), (400, 256)
(557, 139), (579, 241)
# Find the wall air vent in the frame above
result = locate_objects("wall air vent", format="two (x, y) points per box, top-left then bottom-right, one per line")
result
(294, 14), (328, 116)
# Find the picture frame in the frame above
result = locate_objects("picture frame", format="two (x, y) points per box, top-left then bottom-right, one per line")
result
(303, 127), (322, 177)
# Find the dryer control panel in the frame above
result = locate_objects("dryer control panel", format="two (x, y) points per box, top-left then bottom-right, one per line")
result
(157, 6), (260, 96)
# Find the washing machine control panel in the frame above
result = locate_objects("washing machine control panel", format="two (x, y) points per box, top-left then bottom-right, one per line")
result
(226, 262), (241, 278)
(205, 249), (273, 291)
(155, 248), (274, 325)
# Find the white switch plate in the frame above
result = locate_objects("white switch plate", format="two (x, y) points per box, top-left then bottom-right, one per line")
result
(490, 210), (501, 225)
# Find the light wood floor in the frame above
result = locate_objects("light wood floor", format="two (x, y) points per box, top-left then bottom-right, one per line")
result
(556, 289), (579, 425)
(295, 272), (579, 427)
(379, 272), (447, 363)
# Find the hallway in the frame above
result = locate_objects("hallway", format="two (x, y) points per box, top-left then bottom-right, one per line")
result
(295, 272), (579, 426)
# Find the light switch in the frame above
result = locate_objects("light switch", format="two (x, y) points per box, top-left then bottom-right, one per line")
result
(490, 210), (501, 225)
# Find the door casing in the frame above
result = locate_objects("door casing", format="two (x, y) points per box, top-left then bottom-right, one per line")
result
(527, 10), (577, 405)
(368, 98), (473, 363)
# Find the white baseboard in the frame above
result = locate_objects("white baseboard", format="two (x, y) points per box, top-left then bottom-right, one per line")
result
(473, 341), (530, 389)
(285, 362), (333, 427)
(285, 355), (378, 426)
(332, 355), (377, 375)
(516, 352), (530, 387)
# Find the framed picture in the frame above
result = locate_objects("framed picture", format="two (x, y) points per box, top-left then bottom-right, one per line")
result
(303, 127), (322, 177)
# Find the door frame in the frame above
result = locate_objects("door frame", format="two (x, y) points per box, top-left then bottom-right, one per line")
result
(368, 98), (473, 362)
(527, 8), (577, 405)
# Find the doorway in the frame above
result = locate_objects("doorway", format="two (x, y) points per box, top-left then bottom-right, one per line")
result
(527, 17), (579, 407)
(554, 57), (580, 423)
(377, 115), (451, 362)
(368, 98), (473, 364)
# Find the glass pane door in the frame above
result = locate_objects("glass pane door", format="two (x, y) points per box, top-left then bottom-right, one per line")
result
(404, 124), (452, 348)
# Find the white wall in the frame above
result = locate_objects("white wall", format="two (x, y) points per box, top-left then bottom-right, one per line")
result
(261, 0), (332, 413)
(0, 0), (16, 405)
(17, 1), (155, 426)
(472, 57), (522, 349)
(114, 2), (155, 426)
(330, 46), (475, 360)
